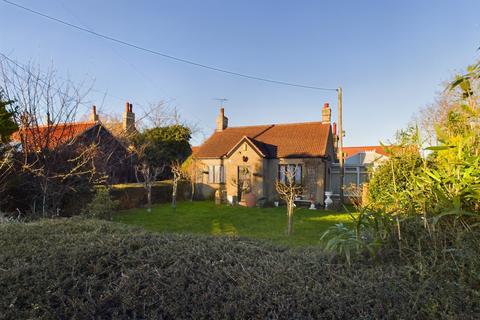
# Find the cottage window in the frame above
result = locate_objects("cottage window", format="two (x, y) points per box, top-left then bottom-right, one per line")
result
(208, 165), (225, 184)
(278, 164), (302, 184)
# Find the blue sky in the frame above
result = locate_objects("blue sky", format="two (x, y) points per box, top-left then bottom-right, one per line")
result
(0, 0), (479, 145)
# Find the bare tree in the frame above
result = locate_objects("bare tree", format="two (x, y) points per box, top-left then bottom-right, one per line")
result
(137, 102), (202, 142)
(170, 160), (185, 209)
(275, 165), (303, 236)
(415, 77), (480, 146)
(133, 116), (192, 211)
(134, 142), (165, 213)
(181, 155), (199, 202)
(415, 89), (456, 146)
(136, 101), (177, 130)
(135, 162), (164, 213)
(0, 58), (104, 216)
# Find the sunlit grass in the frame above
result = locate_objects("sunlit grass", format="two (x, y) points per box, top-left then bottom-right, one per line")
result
(113, 201), (356, 246)
(305, 213), (356, 222)
(111, 180), (173, 189)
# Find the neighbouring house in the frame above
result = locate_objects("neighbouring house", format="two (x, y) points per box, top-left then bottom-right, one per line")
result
(12, 102), (137, 183)
(329, 145), (389, 199)
(193, 103), (337, 205)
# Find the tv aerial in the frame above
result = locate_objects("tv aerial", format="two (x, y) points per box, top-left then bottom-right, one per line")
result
(214, 98), (228, 108)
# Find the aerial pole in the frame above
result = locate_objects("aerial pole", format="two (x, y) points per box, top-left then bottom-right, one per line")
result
(337, 87), (344, 206)
(214, 98), (229, 108)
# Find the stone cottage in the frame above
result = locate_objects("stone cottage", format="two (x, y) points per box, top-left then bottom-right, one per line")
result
(193, 103), (337, 205)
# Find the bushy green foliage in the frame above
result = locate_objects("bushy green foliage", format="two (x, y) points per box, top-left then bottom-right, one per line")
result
(82, 186), (119, 219)
(134, 124), (192, 167)
(323, 60), (480, 266)
(368, 63), (480, 221)
(0, 92), (18, 145)
(320, 222), (376, 266)
(418, 105), (480, 215)
(367, 141), (423, 214)
(1, 218), (479, 319)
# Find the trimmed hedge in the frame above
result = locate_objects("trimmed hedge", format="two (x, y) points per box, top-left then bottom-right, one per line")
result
(111, 181), (191, 209)
(0, 219), (479, 319)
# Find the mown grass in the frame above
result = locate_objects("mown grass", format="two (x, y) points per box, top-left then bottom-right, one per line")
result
(113, 201), (355, 246)
(1, 218), (478, 319)
(111, 180), (173, 189)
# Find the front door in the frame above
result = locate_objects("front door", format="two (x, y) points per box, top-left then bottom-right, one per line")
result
(237, 166), (251, 201)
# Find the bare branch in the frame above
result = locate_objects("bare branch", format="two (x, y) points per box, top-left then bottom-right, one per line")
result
(275, 165), (303, 236)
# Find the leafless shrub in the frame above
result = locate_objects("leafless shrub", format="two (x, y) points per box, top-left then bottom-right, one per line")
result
(171, 160), (186, 209)
(134, 161), (165, 213)
(275, 165), (303, 236)
(0, 58), (103, 216)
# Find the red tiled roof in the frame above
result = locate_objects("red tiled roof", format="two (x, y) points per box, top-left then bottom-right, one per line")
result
(191, 146), (199, 155)
(12, 121), (97, 150)
(195, 122), (332, 159)
(343, 146), (389, 159)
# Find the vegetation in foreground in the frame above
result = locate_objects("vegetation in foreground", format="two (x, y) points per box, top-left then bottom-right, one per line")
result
(322, 60), (480, 266)
(1, 218), (479, 320)
(113, 201), (355, 246)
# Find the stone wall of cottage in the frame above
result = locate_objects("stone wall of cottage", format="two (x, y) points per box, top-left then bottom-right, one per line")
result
(196, 151), (328, 205)
(263, 158), (327, 204)
(195, 158), (223, 200)
(225, 141), (264, 200)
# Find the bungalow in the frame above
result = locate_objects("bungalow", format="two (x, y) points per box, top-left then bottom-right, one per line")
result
(193, 103), (337, 205)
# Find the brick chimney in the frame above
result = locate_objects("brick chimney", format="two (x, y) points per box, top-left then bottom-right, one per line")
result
(90, 105), (99, 122)
(216, 108), (228, 131)
(322, 102), (331, 124)
(122, 101), (135, 132)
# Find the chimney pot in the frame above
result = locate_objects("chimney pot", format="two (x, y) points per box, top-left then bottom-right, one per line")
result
(125, 101), (130, 112)
(323, 103), (330, 109)
(333, 122), (337, 135)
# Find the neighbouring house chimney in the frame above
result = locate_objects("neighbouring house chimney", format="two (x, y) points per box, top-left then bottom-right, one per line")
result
(216, 107), (228, 131)
(122, 101), (135, 132)
(90, 105), (99, 122)
(322, 102), (331, 124)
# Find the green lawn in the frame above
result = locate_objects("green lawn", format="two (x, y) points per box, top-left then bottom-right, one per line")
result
(113, 201), (356, 246)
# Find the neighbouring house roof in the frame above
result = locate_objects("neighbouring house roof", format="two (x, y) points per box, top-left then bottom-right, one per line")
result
(343, 146), (389, 159)
(12, 121), (98, 150)
(195, 121), (332, 159)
